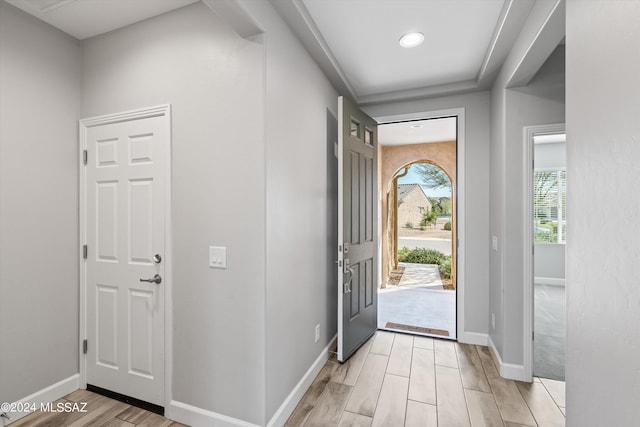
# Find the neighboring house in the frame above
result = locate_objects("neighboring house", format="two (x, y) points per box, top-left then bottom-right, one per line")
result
(397, 183), (431, 227)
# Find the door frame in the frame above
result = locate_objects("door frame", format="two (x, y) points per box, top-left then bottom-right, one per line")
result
(79, 104), (173, 406)
(373, 107), (468, 342)
(523, 122), (565, 382)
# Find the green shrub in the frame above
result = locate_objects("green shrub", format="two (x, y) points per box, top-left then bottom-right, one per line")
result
(443, 221), (452, 231)
(399, 248), (446, 265)
(419, 226), (426, 231)
(398, 247), (410, 261)
(439, 257), (452, 278)
(405, 221), (413, 229)
(397, 248), (452, 279)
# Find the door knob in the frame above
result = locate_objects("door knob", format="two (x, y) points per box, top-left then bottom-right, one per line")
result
(140, 274), (162, 284)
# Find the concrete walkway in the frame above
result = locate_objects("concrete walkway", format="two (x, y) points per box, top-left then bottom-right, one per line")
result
(378, 262), (456, 339)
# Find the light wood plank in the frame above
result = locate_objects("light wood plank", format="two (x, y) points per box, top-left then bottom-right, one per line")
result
(504, 423), (535, 427)
(135, 413), (176, 427)
(435, 366), (471, 427)
(101, 419), (135, 427)
(408, 348), (436, 405)
(386, 333), (413, 377)
(345, 353), (389, 416)
(116, 406), (153, 424)
(405, 400), (437, 427)
(9, 398), (71, 427)
(371, 374), (408, 427)
(14, 392), (179, 427)
(413, 335), (434, 350)
(559, 407), (565, 416)
(338, 411), (373, 427)
(369, 331), (395, 356)
(456, 344), (491, 392)
(465, 389), (504, 427)
(435, 339), (459, 368)
(332, 338), (373, 386)
(285, 361), (340, 427)
(540, 378), (566, 408)
(477, 346), (536, 426)
(67, 397), (129, 427)
(517, 382), (565, 427)
(305, 382), (352, 427)
(20, 395), (112, 427)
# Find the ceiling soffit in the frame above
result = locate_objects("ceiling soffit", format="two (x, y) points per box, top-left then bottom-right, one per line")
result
(269, 0), (535, 105)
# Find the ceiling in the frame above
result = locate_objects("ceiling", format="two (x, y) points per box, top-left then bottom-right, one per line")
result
(271, 0), (536, 105)
(5, 0), (539, 108)
(379, 117), (456, 146)
(303, 0), (503, 97)
(3, 0), (199, 39)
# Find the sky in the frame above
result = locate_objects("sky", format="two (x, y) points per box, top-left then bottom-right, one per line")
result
(397, 164), (452, 198)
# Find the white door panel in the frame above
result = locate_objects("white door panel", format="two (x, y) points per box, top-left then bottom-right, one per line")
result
(83, 107), (169, 406)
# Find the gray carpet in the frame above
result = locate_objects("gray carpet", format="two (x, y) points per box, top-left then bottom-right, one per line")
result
(534, 283), (565, 381)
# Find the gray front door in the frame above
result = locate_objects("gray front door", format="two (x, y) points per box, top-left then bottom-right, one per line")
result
(337, 96), (378, 362)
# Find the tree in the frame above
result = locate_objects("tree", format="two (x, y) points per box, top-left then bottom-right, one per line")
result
(415, 163), (451, 191)
(421, 208), (440, 229)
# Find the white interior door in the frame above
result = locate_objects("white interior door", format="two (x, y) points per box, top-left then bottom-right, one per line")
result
(337, 96), (378, 362)
(81, 106), (170, 406)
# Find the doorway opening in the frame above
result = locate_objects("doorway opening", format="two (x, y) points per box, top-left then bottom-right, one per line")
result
(524, 124), (566, 383)
(377, 117), (457, 340)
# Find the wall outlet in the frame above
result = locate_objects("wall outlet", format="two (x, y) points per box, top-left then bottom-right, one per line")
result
(491, 313), (496, 330)
(315, 324), (320, 343)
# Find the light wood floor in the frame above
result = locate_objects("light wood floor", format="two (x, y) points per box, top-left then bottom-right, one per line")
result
(285, 331), (566, 427)
(10, 389), (185, 427)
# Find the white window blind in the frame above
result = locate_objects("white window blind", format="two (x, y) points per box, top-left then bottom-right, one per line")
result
(533, 170), (566, 243)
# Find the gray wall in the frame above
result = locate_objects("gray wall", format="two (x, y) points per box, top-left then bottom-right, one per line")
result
(0, 2), (81, 404)
(364, 91), (491, 340)
(566, 1), (640, 425)
(489, 0), (565, 365)
(81, 3), (267, 423)
(535, 245), (565, 280)
(237, 0), (340, 421)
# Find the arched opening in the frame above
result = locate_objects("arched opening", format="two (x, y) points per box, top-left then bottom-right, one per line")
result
(387, 161), (456, 291)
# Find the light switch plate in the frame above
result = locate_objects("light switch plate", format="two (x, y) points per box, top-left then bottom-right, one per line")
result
(209, 246), (227, 269)
(491, 236), (498, 252)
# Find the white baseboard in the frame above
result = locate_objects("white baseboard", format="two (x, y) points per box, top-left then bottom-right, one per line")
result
(535, 277), (565, 286)
(167, 336), (336, 427)
(4, 374), (79, 425)
(458, 331), (488, 346)
(166, 401), (262, 427)
(266, 335), (336, 427)
(488, 337), (527, 382)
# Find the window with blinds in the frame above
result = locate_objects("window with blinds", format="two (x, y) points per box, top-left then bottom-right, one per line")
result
(533, 169), (566, 243)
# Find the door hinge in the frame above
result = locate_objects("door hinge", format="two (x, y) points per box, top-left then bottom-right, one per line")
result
(83, 150), (88, 165)
(82, 339), (88, 354)
(82, 244), (88, 259)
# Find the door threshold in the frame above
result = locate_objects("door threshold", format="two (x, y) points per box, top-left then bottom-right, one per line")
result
(379, 323), (457, 341)
(86, 384), (164, 415)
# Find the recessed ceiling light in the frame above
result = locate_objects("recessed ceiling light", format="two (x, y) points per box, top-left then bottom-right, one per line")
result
(411, 124), (423, 129)
(399, 32), (424, 48)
